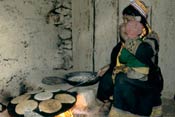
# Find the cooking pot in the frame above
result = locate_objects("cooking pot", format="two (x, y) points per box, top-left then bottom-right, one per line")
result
(64, 71), (100, 86)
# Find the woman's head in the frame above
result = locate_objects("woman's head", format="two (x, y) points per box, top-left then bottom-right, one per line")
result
(122, 0), (148, 23)
(122, 0), (150, 38)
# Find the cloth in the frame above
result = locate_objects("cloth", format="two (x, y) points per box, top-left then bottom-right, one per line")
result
(113, 72), (160, 116)
(97, 69), (114, 102)
(130, 0), (149, 18)
(119, 48), (148, 67)
(96, 34), (163, 116)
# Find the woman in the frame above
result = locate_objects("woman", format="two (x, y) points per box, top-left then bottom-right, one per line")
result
(96, 0), (163, 116)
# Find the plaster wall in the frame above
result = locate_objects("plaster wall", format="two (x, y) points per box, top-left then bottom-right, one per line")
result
(0, 0), (62, 97)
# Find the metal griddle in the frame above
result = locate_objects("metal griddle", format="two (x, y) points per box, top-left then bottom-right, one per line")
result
(7, 90), (77, 117)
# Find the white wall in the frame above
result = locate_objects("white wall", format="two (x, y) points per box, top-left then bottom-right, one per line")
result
(0, 0), (63, 97)
(152, 0), (175, 98)
(94, 0), (118, 70)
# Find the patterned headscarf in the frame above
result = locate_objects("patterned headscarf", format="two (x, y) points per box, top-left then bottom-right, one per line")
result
(123, 0), (149, 23)
(130, 0), (149, 19)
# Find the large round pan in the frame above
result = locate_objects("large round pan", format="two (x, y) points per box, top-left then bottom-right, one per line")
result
(64, 71), (100, 86)
(7, 90), (77, 117)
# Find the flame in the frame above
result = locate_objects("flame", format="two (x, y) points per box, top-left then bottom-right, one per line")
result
(55, 93), (89, 117)
(55, 110), (73, 117)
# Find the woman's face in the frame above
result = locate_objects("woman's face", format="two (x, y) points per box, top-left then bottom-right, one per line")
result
(120, 15), (143, 40)
(119, 15), (136, 41)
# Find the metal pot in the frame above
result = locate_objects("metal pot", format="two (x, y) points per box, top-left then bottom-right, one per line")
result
(64, 71), (100, 86)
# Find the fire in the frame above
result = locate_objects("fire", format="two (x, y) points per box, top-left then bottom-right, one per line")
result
(55, 92), (92, 117)
(55, 110), (73, 117)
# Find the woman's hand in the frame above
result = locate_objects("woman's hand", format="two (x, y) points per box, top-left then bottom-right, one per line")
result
(97, 65), (109, 77)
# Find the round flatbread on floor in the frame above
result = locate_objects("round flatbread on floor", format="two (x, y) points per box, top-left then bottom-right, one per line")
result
(54, 93), (76, 104)
(42, 76), (65, 85)
(11, 94), (31, 104)
(44, 88), (61, 93)
(15, 100), (38, 115)
(26, 89), (44, 95)
(38, 99), (62, 113)
(34, 92), (53, 101)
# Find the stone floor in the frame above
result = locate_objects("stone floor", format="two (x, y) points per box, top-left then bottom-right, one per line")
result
(162, 98), (175, 117)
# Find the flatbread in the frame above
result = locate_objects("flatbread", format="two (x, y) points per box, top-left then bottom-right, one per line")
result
(54, 93), (76, 104)
(11, 94), (31, 104)
(34, 92), (53, 101)
(42, 76), (65, 85)
(15, 100), (38, 115)
(38, 99), (62, 113)
(68, 75), (94, 82)
(26, 89), (44, 95)
(44, 88), (61, 93)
